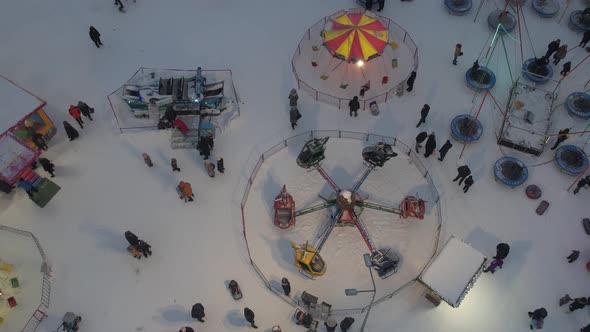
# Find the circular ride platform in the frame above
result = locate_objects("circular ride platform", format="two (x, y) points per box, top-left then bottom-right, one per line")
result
(569, 10), (590, 33)
(450, 114), (483, 143)
(494, 157), (528, 187)
(532, 0), (559, 18)
(522, 58), (553, 84)
(444, 0), (473, 16)
(488, 10), (516, 33)
(554, 145), (589, 176)
(566, 92), (590, 119)
(465, 66), (496, 91)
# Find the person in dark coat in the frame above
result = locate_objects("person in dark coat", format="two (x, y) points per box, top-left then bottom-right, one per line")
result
(569, 297), (588, 313)
(348, 96), (360, 117)
(453, 43), (463, 65)
(31, 133), (48, 151)
(290, 106), (301, 129)
(365, 0), (373, 10)
(171, 158), (180, 172)
(244, 307), (257, 329)
(0, 180), (16, 194)
(89, 26), (102, 48)
(325, 318), (338, 332)
(463, 175), (474, 193)
(77, 101), (93, 121)
(415, 131), (428, 153)
(191, 303), (205, 322)
(198, 139), (211, 159)
(560, 61), (572, 77)
(424, 132), (436, 158)
(377, 0), (385, 11)
(453, 165), (471, 185)
(406, 70), (417, 92)
(289, 88), (298, 107)
(573, 176), (590, 194)
(438, 140), (453, 161)
(204, 133), (214, 150)
(567, 250), (580, 263)
(114, 0), (124, 11)
(217, 157), (225, 173)
(416, 104), (429, 127)
(38, 158), (55, 177)
(580, 31), (590, 48)
(179, 327), (194, 332)
(340, 317), (354, 332)
(494, 243), (510, 259)
(281, 277), (291, 296)
(528, 307), (547, 330)
(137, 240), (152, 257)
(125, 231), (140, 248)
(164, 106), (176, 124)
(545, 39), (560, 59)
(551, 128), (570, 150)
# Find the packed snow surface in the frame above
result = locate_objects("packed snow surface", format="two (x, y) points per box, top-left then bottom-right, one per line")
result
(0, 76), (44, 133)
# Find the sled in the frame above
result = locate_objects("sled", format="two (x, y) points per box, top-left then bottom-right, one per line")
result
(294, 308), (318, 331)
(339, 83), (348, 89)
(583, 218), (590, 235)
(228, 280), (243, 300)
(381, 76), (388, 84)
(535, 200), (549, 215)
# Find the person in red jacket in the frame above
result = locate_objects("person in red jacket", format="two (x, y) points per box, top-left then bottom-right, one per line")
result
(69, 105), (84, 129)
(173, 117), (189, 136)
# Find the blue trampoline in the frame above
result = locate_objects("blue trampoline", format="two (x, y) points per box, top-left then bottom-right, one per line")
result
(532, 0), (560, 18)
(569, 10), (590, 33)
(555, 145), (589, 175)
(488, 10), (516, 33)
(494, 157), (528, 187)
(566, 92), (590, 119)
(466, 66), (496, 91)
(445, 0), (472, 15)
(522, 58), (553, 83)
(451, 114), (483, 143)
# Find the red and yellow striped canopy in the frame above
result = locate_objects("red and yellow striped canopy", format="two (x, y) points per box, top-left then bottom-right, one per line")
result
(323, 12), (388, 62)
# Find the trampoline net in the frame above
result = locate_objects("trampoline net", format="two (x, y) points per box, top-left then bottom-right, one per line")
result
(457, 118), (475, 136)
(501, 161), (524, 180)
(470, 70), (492, 84)
(561, 150), (584, 168)
(573, 97), (590, 112)
(527, 62), (550, 76)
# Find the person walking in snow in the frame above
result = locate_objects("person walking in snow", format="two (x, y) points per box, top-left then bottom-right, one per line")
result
(415, 131), (428, 153)
(580, 31), (590, 48)
(567, 250), (580, 263)
(281, 277), (291, 296)
(325, 319), (338, 332)
(483, 258), (503, 273)
(452, 43), (463, 65)
(340, 317), (355, 332)
(137, 239), (151, 257)
(528, 307), (547, 330)
(290, 106), (301, 129)
(494, 243), (510, 260)
(553, 45), (568, 65)
(142, 153), (153, 167)
(348, 96), (360, 117)
(114, 0), (124, 11)
(560, 61), (571, 77)
(424, 132), (436, 158)
(191, 303), (205, 322)
(463, 175), (474, 193)
(63, 121), (79, 141)
(416, 104), (430, 127)
(89, 26), (102, 48)
(289, 88), (298, 107)
(545, 39), (560, 59)
(203, 132), (214, 150)
(568, 297), (588, 313)
(438, 140), (453, 161)
(38, 158), (55, 177)
(31, 132), (48, 151)
(171, 158), (180, 172)
(205, 160), (215, 178)
(244, 307), (257, 329)
(406, 70), (417, 92)
(69, 104), (84, 129)
(198, 138), (211, 159)
(453, 165), (471, 185)
(77, 101), (94, 121)
(178, 181), (194, 202)
(573, 176), (589, 194)
(217, 157), (225, 174)
(550, 128), (570, 150)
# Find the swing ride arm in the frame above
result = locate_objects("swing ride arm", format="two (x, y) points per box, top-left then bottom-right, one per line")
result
(295, 200), (336, 217)
(351, 165), (375, 193)
(315, 210), (343, 252)
(356, 201), (401, 215)
(315, 165), (340, 194)
(349, 210), (377, 253)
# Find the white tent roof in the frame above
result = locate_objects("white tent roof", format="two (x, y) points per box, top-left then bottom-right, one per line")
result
(419, 236), (487, 307)
(0, 76), (44, 134)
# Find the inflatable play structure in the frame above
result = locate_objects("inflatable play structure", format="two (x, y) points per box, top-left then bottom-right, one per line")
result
(277, 138), (425, 279)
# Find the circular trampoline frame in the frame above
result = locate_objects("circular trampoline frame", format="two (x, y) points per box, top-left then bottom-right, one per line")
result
(450, 114), (483, 143)
(494, 156), (529, 187)
(554, 145), (590, 176)
(522, 58), (553, 83)
(532, 0), (559, 18)
(488, 10), (517, 33)
(569, 10), (590, 33)
(465, 66), (496, 91)
(566, 92), (590, 119)
(444, 0), (473, 16)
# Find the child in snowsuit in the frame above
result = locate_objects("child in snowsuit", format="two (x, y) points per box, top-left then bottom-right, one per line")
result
(178, 181), (194, 202)
(416, 104), (429, 127)
(424, 133), (436, 158)
(325, 319), (338, 332)
(484, 258), (503, 273)
(63, 121), (79, 141)
(290, 106), (301, 129)
(453, 43), (463, 65)
(217, 157), (225, 173)
(438, 140), (453, 161)
(348, 96), (360, 117)
(143, 153), (153, 167)
(415, 132), (428, 153)
(567, 250), (580, 263)
(494, 243), (510, 259)
(289, 88), (298, 107)
(205, 160), (215, 177)
(406, 71), (417, 92)
(281, 277), (291, 296)
(171, 158), (180, 172)
(89, 26), (102, 48)
(528, 307), (547, 330)
(463, 175), (474, 193)
(31, 133), (48, 151)
(244, 307), (257, 329)
(191, 303), (205, 322)
(340, 317), (355, 332)
(38, 158), (55, 177)
(551, 128), (570, 150)
(453, 165), (471, 185)
(69, 104), (84, 129)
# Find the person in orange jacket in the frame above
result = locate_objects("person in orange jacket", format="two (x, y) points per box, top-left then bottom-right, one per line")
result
(177, 181), (194, 202)
(68, 104), (84, 129)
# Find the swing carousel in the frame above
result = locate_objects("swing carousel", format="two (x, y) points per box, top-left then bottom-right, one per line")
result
(292, 9), (418, 108)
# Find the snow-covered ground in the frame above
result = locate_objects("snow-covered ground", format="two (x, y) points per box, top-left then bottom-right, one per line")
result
(0, 1), (590, 332)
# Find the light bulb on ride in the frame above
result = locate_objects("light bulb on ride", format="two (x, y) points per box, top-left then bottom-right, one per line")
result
(356, 60), (364, 67)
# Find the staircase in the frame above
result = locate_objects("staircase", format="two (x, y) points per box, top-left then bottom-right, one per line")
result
(170, 114), (200, 149)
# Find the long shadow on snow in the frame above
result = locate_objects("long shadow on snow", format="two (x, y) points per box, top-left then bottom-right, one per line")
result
(225, 309), (249, 328)
(261, 235), (297, 274)
(154, 304), (192, 325)
(79, 223), (127, 254)
(262, 170), (281, 213)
